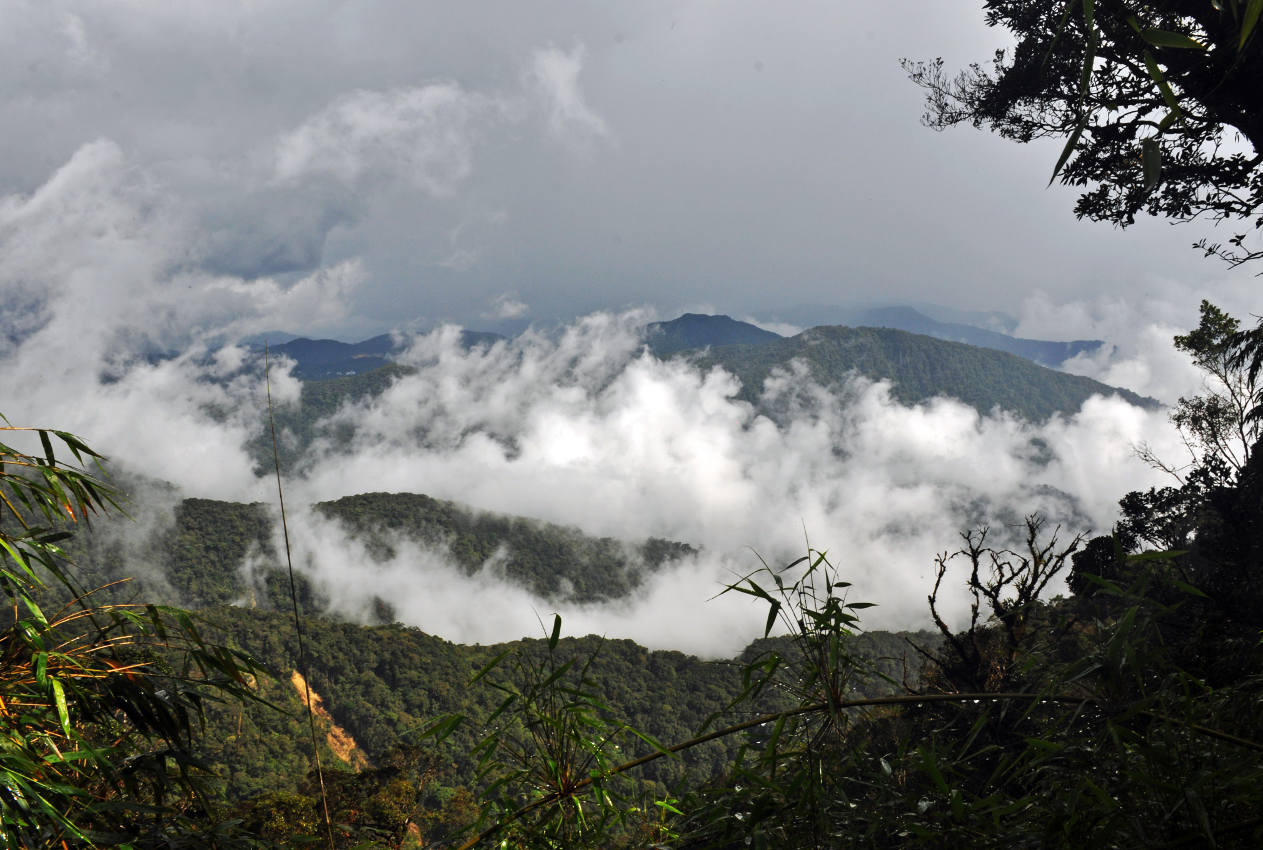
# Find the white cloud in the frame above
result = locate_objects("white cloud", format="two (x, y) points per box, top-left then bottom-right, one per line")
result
(274, 83), (503, 195)
(526, 45), (611, 148)
(483, 292), (529, 320)
(0, 141), (359, 498)
(269, 314), (1183, 653)
(1013, 285), (1263, 406)
(741, 316), (800, 337)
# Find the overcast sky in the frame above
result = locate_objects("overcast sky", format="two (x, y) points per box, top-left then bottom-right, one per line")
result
(2, 0), (1254, 341)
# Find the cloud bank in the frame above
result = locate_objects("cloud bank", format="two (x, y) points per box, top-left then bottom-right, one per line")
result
(0, 142), (1208, 657)
(254, 319), (1180, 655)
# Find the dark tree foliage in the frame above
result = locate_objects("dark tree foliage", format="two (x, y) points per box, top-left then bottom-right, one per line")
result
(1169, 301), (1261, 475)
(1067, 533), (1130, 595)
(904, 1), (1263, 267)
(1102, 303), (1260, 557)
(1186, 433), (1263, 634)
(317, 492), (696, 603)
(1115, 458), (1224, 550)
(926, 517), (1081, 692)
(662, 510), (1263, 849)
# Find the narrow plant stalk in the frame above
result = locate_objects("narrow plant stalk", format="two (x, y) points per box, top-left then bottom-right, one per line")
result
(265, 346), (336, 850)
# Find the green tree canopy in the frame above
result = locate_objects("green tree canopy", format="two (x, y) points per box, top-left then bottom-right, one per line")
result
(904, 0), (1263, 267)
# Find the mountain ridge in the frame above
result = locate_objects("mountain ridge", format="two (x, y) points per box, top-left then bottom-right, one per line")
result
(256, 305), (1111, 380)
(858, 306), (1104, 367)
(644, 313), (783, 355)
(683, 323), (1157, 421)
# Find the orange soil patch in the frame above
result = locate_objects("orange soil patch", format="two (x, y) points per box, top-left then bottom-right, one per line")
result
(290, 670), (371, 771)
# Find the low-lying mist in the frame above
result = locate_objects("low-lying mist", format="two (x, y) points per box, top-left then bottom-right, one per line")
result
(0, 142), (1201, 656)
(254, 319), (1179, 655)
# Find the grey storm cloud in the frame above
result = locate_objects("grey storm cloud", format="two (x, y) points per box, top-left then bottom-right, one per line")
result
(1, 0), (1251, 333)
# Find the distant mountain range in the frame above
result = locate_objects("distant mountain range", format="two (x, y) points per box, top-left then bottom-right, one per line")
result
(254, 304), (1106, 379)
(257, 330), (505, 379)
(644, 313), (782, 355)
(852, 306), (1104, 367)
(245, 314), (1156, 478)
(684, 323), (1155, 422)
(264, 334), (397, 379)
(649, 307), (1103, 368)
(768, 302), (1022, 335)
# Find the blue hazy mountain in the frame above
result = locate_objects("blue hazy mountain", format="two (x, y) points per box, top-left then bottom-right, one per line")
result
(644, 313), (783, 355)
(764, 305), (1103, 367)
(857, 306), (1103, 367)
(258, 330), (506, 379)
(263, 334), (399, 379)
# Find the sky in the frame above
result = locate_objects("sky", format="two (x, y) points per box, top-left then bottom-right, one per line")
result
(2, 1), (1259, 655)
(2, 0), (1254, 337)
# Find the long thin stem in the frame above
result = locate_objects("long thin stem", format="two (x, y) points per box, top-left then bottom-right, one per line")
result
(265, 345), (336, 850)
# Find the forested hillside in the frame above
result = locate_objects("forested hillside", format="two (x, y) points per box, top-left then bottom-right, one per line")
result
(190, 608), (939, 845)
(64, 492), (697, 611)
(688, 324), (1155, 421)
(319, 492), (695, 602)
(853, 306), (1103, 366)
(43, 476), (940, 847)
(254, 321), (1156, 475)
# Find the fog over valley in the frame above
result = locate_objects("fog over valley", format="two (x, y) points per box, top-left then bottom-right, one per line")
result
(0, 156), (1216, 653)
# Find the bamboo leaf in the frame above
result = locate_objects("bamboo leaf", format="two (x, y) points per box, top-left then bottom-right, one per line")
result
(422, 713), (465, 741)
(1140, 29), (1206, 49)
(1141, 138), (1162, 194)
(1127, 549), (1188, 562)
(1049, 122), (1086, 185)
(763, 599), (781, 638)
(1242, 0), (1263, 50)
(548, 614), (562, 650)
(919, 745), (950, 794)
(1171, 579), (1210, 598)
(1142, 50), (1183, 116)
(471, 649), (511, 684)
(50, 679), (72, 739)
